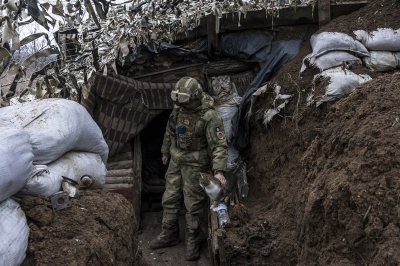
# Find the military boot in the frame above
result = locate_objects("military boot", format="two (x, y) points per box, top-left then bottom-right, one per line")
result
(149, 213), (180, 250)
(185, 213), (200, 261)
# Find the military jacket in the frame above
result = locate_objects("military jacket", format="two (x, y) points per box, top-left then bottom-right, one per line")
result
(161, 94), (228, 174)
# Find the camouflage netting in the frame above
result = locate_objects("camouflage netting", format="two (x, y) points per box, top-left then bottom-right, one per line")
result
(0, 0), (318, 106)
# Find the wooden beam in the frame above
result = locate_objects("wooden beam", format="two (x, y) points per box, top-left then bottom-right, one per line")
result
(207, 14), (218, 54)
(217, 229), (227, 266)
(174, 3), (367, 41)
(132, 136), (142, 228)
(318, 0), (331, 27)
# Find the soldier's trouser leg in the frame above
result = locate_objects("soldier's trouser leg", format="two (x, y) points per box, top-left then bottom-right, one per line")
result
(181, 164), (208, 261)
(149, 161), (182, 250)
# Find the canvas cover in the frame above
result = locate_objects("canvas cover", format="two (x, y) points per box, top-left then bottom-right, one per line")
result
(82, 66), (205, 157)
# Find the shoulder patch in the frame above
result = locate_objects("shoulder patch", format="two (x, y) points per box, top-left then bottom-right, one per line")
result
(216, 127), (225, 140)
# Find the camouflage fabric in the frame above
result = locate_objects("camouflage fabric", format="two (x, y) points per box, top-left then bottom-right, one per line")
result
(173, 77), (203, 101)
(161, 159), (208, 215)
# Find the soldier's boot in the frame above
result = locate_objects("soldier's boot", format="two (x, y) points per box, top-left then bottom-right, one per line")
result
(149, 213), (180, 250)
(185, 213), (200, 261)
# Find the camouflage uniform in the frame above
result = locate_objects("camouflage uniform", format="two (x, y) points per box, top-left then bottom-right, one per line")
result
(150, 77), (228, 261)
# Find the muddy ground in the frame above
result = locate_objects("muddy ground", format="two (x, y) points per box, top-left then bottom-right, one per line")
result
(225, 0), (400, 265)
(20, 191), (146, 266)
(18, 0), (400, 265)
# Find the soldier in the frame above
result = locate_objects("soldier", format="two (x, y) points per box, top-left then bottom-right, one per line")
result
(149, 77), (228, 261)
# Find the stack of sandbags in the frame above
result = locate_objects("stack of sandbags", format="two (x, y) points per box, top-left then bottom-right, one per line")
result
(300, 32), (369, 74)
(0, 99), (108, 197)
(299, 32), (372, 106)
(0, 124), (34, 265)
(0, 99), (109, 265)
(211, 75), (242, 171)
(354, 28), (400, 72)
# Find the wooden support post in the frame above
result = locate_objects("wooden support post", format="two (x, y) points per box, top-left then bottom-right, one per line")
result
(132, 135), (142, 228)
(207, 14), (218, 54)
(318, 0), (331, 27)
(217, 229), (227, 266)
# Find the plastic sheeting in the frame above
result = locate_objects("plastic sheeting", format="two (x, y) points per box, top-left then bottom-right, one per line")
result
(120, 38), (209, 65)
(220, 30), (274, 62)
(232, 40), (303, 151)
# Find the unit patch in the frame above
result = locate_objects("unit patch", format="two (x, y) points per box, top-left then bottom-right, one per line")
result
(215, 127), (225, 140)
(183, 118), (190, 125)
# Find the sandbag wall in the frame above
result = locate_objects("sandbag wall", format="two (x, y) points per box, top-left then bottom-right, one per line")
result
(0, 99), (109, 266)
(104, 144), (134, 202)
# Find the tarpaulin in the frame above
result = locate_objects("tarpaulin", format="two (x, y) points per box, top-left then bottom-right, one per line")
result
(232, 40), (303, 151)
(219, 30), (274, 62)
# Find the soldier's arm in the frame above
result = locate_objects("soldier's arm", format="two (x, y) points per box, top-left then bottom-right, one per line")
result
(205, 111), (228, 174)
(161, 109), (177, 157)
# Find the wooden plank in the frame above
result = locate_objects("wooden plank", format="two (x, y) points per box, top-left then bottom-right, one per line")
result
(132, 135), (142, 228)
(207, 14), (218, 54)
(217, 229), (227, 266)
(106, 176), (134, 184)
(207, 205), (218, 266)
(107, 168), (134, 177)
(318, 0), (331, 27)
(174, 3), (367, 41)
(211, 208), (219, 254)
(107, 151), (132, 162)
(104, 183), (134, 189)
(133, 63), (204, 79)
(107, 160), (133, 170)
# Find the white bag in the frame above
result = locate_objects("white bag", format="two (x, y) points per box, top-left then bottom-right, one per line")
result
(354, 28), (400, 51)
(0, 98), (109, 165)
(310, 32), (370, 58)
(301, 51), (362, 73)
(18, 152), (107, 197)
(227, 146), (240, 171)
(215, 96), (241, 144)
(0, 123), (36, 202)
(0, 199), (29, 266)
(312, 67), (372, 106)
(364, 51), (400, 72)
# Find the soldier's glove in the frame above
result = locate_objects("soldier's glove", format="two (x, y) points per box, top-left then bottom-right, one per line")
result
(214, 172), (227, 189)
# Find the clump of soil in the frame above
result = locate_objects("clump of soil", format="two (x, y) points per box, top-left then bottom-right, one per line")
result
(225, 0), (400, 265)
(20, 190), (147, 266)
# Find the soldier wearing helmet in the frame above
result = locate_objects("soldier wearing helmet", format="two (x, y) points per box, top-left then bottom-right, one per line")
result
(149, 77), (228, 261)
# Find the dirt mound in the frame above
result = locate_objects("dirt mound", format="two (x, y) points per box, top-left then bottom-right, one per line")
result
(20, 190), (146, 266)
(225, 0), (400, 265)
(299, 72), (400, 265)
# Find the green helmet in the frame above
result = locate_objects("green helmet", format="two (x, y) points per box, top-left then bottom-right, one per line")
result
(171, 77), (203, 104)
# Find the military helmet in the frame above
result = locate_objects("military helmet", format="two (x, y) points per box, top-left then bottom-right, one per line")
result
(171, 77), (203, 104)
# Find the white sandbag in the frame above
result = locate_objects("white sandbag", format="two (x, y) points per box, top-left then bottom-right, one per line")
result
(300, 51), (362, 73)
(215, 96), (241, 144)
(310, 32), (370, 58)
(227, 146), (240, 171)
(0, 123), (36, 202)
(0, 199), (29, 266)
(364, 51), (400, 72)
(0, 98), (108, 164)
(18, 152), (107, 197)
(354, 28), (400, 51)
(312, 67), (372, 107)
